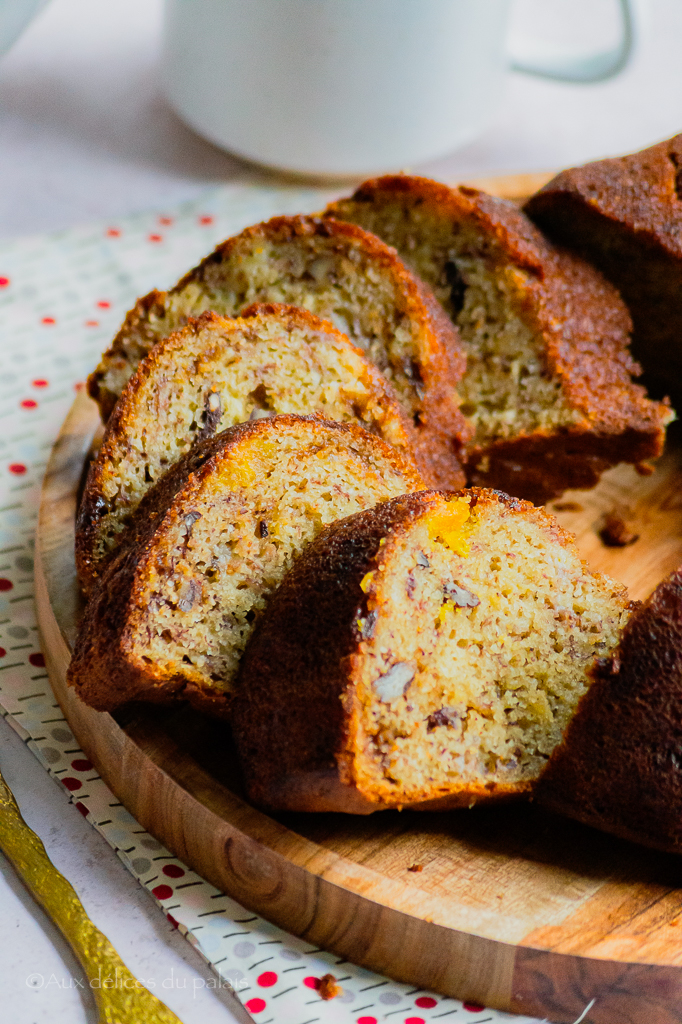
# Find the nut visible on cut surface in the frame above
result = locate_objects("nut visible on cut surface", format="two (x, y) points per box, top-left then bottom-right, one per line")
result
(427, 707), (462, 731)
(373, 662), (415, 703)
(443, 581), (480, 608)
(407, 863), (424, 873)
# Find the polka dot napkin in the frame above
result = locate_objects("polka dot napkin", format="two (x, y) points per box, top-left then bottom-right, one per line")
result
(0, 184), (544, 1024)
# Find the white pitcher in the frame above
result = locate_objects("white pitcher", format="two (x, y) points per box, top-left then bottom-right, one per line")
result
(161, 0), (647, 176)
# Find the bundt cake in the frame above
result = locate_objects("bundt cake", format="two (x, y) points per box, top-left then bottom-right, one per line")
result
(76, 303), (426, 593)
(327, 175), (671, 505)
(536, 567), (682, 855)
(231, 488), (631, 813)
(525, 134), (682, 409)
(88, 214), (469, 487)
(67, 415), (424, 716)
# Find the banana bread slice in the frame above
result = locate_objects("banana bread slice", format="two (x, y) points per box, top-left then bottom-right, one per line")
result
(525, 134), (682, 410)
(232, 488), (631, 813)
(536, 567), (682, 855)
(67, 415), (424, 716)
(88, 215), (469, 485)
(76, 303), (426, 593)
(327, 176), (671, 505)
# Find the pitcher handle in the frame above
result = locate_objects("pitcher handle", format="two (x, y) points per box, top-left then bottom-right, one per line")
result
(508, 0), (646, 83)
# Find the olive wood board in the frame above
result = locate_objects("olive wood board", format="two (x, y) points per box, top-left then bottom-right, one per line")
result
(35, 173), (682, 1024)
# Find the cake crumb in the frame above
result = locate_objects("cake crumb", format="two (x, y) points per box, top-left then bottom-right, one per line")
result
(318, 974), (341, 1000)
(599, 513), (639, 548)
(635, 461), (655, 476)
(407, 863), (423, 872)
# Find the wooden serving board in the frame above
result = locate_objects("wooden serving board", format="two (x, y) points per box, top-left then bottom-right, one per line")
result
(35, 175), (682, 1024)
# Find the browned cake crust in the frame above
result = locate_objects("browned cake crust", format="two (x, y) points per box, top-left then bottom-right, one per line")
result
(68, 415), (424, 717)
(524, 135), (682, 409)
(76, 304), (427, 593)
(328, 175), (670, 504)
(87, 214), (470, 487)
(232, 488), (629, 814)
(535, 569), (682, 855)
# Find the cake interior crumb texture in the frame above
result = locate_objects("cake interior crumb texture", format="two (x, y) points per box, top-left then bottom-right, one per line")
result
(94, 217), (457, 434)
(331, 197), (581, 451)
(112, 419), (421, 700)
(352, 496), (630, 804)
(82, 307), (416, 579)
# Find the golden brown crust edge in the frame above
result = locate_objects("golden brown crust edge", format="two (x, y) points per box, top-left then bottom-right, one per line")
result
(76, 305), (434, 594)
(68, 415), (424, 717)
(535, 568), (682, 856)
(231, 488), (569, 814)
(87, 215), (471, 461)
(328, 176), (671, 503)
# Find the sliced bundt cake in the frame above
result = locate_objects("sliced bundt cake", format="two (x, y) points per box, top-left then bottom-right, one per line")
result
(76, 304), (427, 593)
(88, 214), (469, 485)
(231, 489), (631, 813)
(327, 176), (671, 505)
(525, 134), (682, 409)
(68, 415), (424, 716)
(536, 567), (682, 855)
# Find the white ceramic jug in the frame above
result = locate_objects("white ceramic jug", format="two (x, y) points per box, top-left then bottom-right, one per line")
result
(161, 0), (646, 177)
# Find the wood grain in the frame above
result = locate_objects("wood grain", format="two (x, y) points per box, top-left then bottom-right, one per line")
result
(34, 172), (682, 1023)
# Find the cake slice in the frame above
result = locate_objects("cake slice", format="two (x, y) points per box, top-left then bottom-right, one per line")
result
(76, 303), (426, 593)
(536, 568), (682, 855)
(525, 134), (682, 410)
(88, 214), (469, 486)
(231, 489), (631, 813)
(327, 175), (671, 505)
(68, 415), (424, 716)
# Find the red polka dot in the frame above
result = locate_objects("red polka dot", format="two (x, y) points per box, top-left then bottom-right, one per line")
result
(29, 653), (45, 667)
(62, 777), (82, 791)
(85, 319), (99, 327)
(0, 648), (6, 658)
(415, 998), (438, 1008)
(9, 463), (26, 474)
(463, 1003), (486, 1013)
(162, 864), (185, 879)
(41, 316), (55, 325)
(75, 802), (89, 817)
(303, 976), (319, 989)
(32, 379), (48, 388)
(20, 399), (37, 409)
(71, 758), (92, 772)
(406, 1018), (425, 1024)
(148, 233), (163, 243)
(199, 215), (213, 225)
(0, 579), (13, 591)
(106, 227), (121, 237)
(357, 1018), (377, 1024)
(96, 300), (110, 309)
(167, 913), (179, 928)
(257, 971), (278, 987)
(0, 276), (9, 287)
(159, 216), (173, 226)
(245, 998), (266, 1014)
(152, 884), (173, 900)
